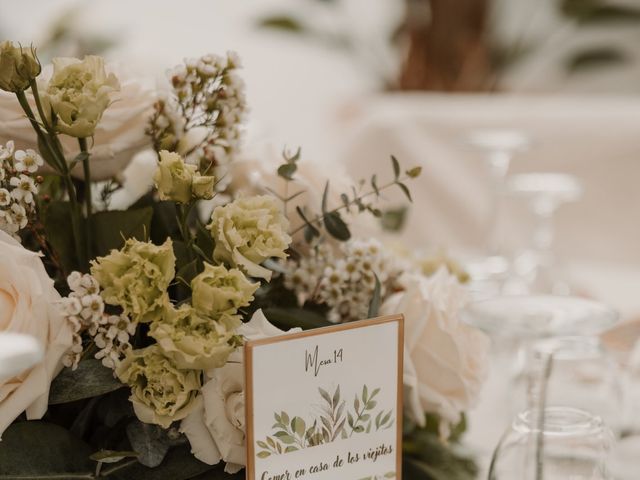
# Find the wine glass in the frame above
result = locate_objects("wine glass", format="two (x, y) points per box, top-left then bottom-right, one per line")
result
(0, 332), (43, 382)
(506, 173), (583, 294)
(465, 129), (531, 288)
(488, 407), (615, 479)
(520, 336), (623, 434)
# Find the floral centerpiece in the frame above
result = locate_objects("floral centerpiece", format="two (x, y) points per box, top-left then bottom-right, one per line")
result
(0, 41), (489, 480)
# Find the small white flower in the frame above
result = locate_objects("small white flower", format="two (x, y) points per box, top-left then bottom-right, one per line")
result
(9, 174), (37, 204)
(10, 203), (27, 228)
(13, 149), (43, 173)
(61, 296), (82, 316)
(81, 294), (104, 321)
(67, 271), (83, 291)
(0, 140), (14, 161)
(0, 188), (10, 206)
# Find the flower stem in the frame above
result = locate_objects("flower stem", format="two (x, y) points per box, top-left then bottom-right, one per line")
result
(79, 137), (92, 260)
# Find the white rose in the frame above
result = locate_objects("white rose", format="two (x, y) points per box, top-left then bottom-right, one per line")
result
(0, 230), (73, 438)
(180, 309), (301, 473)
(0, 63), (155, 180)
(380, 268), (490, 435)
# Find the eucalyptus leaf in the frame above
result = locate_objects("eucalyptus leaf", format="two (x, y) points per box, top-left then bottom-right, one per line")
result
(126, 421), (172, 468)
(49, 359), (124, 405)
(0, 421), (93, 477)
(367, 275), (382, 317)
(263, 307), (331, 330)
(90, 450), (138, 464)
(391, 155), (400, 180)
(397, 182), (413, 203)
(111, 445), (217, 480)
(323, 211), (351, 241)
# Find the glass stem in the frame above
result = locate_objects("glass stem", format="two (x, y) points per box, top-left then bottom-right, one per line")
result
(486, 150), (511, 256)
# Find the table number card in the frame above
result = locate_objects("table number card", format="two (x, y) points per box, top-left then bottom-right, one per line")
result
(245, 315), (404, 480)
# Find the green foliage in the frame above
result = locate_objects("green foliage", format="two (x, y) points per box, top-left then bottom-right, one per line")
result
(380, 206), (408, 232)
(566, 47), (627, 73)
(49, 359), (124, 405)
(263, 307), (332, 331)
(90, 207), (153, 257)
(0, 421), (94, 477)
(126, 421), (181, 468)
(42, 200), (82, 272)
(367, 274), (382, 317)
(257, 15), (307, 33)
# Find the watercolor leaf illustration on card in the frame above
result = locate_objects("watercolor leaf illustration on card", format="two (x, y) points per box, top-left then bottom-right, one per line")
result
(358, 472), (396, 480)
(256, 384), (394, 457)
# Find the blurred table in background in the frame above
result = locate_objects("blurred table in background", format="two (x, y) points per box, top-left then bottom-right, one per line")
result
(340, 93), (640, 319)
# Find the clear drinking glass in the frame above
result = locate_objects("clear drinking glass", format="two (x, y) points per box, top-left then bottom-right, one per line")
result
(506, 173), (583, 294)
(465, 129), (531, 287)
(519, 336), (623, 434)
(488, 407), (615, 480)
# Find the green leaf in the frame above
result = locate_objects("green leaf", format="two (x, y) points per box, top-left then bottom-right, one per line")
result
(332, 385), (341, 407)
(406, 166), (422, 178)
(263, 307), (331, 331)
(90, 450), (139, 464)
(274, 432), (296, 445)
(362, 385), (369, 404)
(371, 174), (380, 196)
(277, 163), (297, 180)
(295, 206), (320, 242)
(69, 151), (90, 171)
(566, 47), (627, 73)
(380, 207), (408, 233)
(0, 421), (93, 477)
(321, 181), (329, 214)
(42, 200), (81, 272)
(323, 211), (351, 241)
(111, 445), (221, 480)
(257, 15), (306, 33)
(340, 193), (350, 209)
(319, 388), (332, 406)
(49, 358), (124, 405)
(391, 155), (400, 180)
(292, 417), (306, 437)
(257, 451), (271, 459)
(91, 207), (153, 257)
(397, 182), (412, 202)
(367, 275), (382, 317)
(126, 421), (172, 468)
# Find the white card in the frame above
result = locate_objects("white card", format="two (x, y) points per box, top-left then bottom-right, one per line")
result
(245, 315), (404, 480)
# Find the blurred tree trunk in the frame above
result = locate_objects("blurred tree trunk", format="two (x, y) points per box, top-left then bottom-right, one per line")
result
(398, 0), (494, 91)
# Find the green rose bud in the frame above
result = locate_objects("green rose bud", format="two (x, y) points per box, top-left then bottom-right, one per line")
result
(150, 304), (242, 372)
(44, 55), (119, 137)
(0, 41), (41, 93)
(208, 195), (291, 280)
(90, 237), (175, 323)
(153, 150), (196, 204)
(116, 345), (201, 428)
(191, 263), (259, 317)
(191, 173), (215, 200)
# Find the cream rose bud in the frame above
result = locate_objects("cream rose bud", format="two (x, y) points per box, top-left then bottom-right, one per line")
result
(44, 55), (119, 138)
(380, 268), (490, 436)
(191, 173), (215, 200)
(208, 195), (291, 280)
(0, 42), (41, 93)
(90, 237), (175, 323)
(0, 230), (73, 438)
(191, 263), (258, 317)
(180, 309), (301, 473)
(116, 344), (201, 429)
(149, 304), (242, 372)
(153, 150), (196, 204)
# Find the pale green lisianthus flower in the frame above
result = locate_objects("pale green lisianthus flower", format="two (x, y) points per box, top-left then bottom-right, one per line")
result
(116, 344), (201, 429)
(153, 150), (197, 204)
(0, 41), (41, 93)
(150, 304), (242, 372)
(208, 195), (291, 280)
(90, 237), (175, 323)
(191, 172), (216, 200)
(191, 263), (258, 317)
(44, 55), (120, 137)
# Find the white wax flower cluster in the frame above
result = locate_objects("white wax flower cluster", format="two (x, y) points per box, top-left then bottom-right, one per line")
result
(0, 140), (42, 239)
(148, 52), (247, 187)
(59, 271), (136, 370)
(284, 238), (403, 323)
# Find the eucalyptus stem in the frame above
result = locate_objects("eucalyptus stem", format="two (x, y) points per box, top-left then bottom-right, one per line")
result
(535, 352), (554, 480)
(289, 175), (413, 236)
